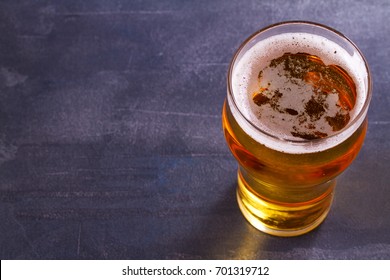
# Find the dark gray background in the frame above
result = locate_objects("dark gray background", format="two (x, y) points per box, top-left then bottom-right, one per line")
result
(1, 0), (389, 259)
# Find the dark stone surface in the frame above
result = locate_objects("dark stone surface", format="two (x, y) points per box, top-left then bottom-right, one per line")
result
(0, 0), (389, 259)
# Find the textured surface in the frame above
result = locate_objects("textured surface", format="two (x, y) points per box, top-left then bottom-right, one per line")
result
(0, 0), (389, 259)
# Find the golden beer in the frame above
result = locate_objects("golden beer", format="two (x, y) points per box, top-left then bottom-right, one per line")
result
(223, 22), (372, 236)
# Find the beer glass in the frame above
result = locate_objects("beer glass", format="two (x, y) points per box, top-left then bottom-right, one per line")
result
(222, 21), (372, 236)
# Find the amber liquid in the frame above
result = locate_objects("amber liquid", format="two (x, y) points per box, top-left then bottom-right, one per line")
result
(223, 53), (367, 236)
(223, 102), (367, 236)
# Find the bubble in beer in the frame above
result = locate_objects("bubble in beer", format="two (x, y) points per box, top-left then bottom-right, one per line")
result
(251, 52), (356, 140)
(231, 32), (367, 153)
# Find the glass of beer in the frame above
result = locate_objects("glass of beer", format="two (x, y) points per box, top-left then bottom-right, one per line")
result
(222, 21), (372, 236)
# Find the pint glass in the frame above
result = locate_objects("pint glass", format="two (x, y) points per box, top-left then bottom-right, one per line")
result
(222, 21), (372, 236)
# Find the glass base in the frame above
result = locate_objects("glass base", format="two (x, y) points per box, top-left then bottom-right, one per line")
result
(236, 170), (335, 237)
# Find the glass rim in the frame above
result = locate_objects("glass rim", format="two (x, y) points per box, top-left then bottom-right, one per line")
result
(227, 20), (373, 145)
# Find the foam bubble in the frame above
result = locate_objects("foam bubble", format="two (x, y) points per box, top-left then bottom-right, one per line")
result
(230, 32), (369, 154)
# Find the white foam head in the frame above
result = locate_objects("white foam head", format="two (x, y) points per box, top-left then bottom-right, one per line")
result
(229, 30), (370, 154)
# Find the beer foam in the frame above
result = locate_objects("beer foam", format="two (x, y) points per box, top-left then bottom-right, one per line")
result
(230, 32), (369, 154)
